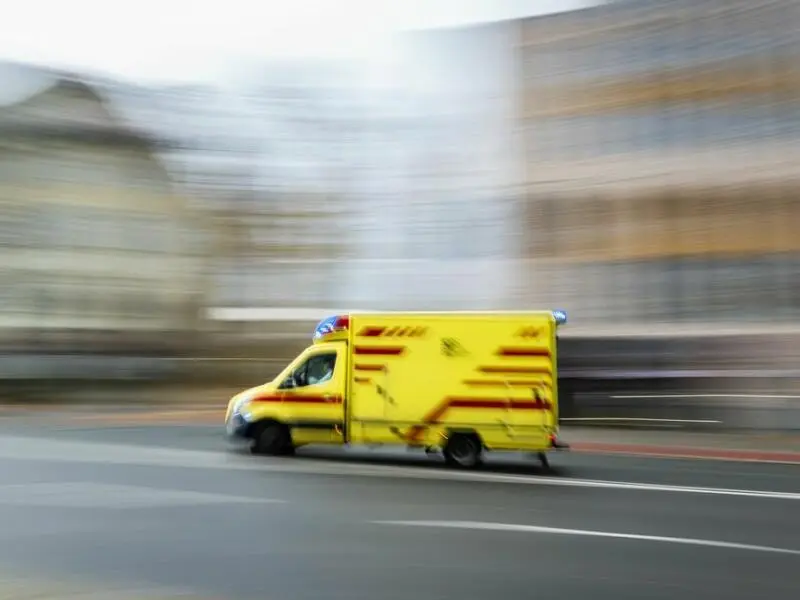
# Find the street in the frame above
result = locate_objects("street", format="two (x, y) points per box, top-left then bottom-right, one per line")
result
(0, 422), (797, 599)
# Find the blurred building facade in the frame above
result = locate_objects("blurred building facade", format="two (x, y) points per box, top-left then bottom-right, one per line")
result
(210, 59), (362, 309)
(335, 24), (523, 311)
(4, 0), (798, 344)
(213, 0), (800, 326)
(0, 65), (206, 353)
(515, 0), (800, 329)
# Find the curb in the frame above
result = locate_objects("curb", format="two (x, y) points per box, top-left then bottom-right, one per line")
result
(570, 442), (800, 465)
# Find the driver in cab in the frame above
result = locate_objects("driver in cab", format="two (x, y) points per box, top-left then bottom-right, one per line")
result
(306, 354), (336, 386)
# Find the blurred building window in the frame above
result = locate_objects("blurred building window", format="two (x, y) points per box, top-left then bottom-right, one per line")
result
(30, 280), (53, 319)
(94, 211), (121, 250)
(119, 214), (150, 253)
(0, 269), (16, 317)
(24, 205), (48, 248)
(0, 154), (38, 183)
(0, 202), (25, 247)
(526, 103), (800, 157)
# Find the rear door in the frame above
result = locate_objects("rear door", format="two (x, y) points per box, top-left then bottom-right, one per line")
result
(473, 314), (557, 444)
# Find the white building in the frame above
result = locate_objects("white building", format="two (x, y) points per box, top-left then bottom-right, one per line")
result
(339, 24), (523, 310)
(0, 62), (206, 352)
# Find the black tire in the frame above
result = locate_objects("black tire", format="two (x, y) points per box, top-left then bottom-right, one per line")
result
(443, 433), (483, 469)
(250, 421), (292, 456)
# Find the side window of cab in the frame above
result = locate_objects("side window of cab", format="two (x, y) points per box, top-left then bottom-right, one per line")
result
(280, 353), (337, 389)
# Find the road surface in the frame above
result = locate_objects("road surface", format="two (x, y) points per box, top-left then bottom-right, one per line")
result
(0, 422), (797, 599)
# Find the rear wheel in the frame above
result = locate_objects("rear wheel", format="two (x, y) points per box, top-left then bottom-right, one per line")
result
(443, 433), (483, 469)
(250, 421), (293, 456)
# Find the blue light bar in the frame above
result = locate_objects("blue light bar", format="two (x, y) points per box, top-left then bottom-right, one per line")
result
(552, 310), (568, 325)
(313, 315), (350, 340)
(313, 315), (338, 341)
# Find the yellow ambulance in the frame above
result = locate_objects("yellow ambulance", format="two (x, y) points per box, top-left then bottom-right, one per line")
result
(225, 311), (569, 469)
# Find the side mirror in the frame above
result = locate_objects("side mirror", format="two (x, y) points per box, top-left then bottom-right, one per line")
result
(280, 374), (296, 390)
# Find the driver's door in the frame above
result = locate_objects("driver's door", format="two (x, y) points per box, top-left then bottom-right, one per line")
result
(278, 346), (346, 445)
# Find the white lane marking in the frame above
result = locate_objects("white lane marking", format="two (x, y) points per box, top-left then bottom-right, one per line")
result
(561, 418), (722, 424)
(0, 436), (798, 501)
(373, 520), (800, 557)
(612, 394), (800, 400)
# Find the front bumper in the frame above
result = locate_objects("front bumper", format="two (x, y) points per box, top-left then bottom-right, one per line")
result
(225, 412), (250, 439)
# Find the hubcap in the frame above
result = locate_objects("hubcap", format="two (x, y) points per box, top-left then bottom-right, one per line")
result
(451, 439), (477, 464)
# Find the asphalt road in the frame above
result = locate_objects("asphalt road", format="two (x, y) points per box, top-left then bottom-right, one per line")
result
(0, 422), (797, 600)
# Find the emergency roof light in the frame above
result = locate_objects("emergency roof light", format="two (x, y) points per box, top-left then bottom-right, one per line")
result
(552, 310), (568, 325)
(313, 314), (350, 340)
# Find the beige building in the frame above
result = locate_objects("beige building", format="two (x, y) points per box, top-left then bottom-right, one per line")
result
(0, 66), (206, 351)
(512, 0), (800, 328)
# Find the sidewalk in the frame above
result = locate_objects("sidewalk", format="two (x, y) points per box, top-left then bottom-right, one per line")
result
(560, 426), (800, 464)
(2, 404), (800, 464)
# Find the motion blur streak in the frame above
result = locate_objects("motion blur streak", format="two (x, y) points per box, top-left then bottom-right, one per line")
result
(373, 521), (800, 556)
(1, 0), (800, 429)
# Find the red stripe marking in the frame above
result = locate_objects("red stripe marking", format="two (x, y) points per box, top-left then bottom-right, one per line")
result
(516, 328), (542, 338)
(496, 347), (551, 357)
(448, 397), (552, 411)
(357, 326), (386, 337)
(406, 395), (553, 442)
(354, 363), (386, 372)
(406, 404), (450, 442)
(251, 395), (342, 405)
(354, 346), (405, 356)
(462, 379), (551, 388)
(478, 366), (552, 375)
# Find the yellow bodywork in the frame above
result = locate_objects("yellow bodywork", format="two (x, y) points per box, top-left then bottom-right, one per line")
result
(226, 311), (561, 453)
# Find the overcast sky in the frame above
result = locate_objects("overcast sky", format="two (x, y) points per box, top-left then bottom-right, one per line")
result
(0, 0), (595, 84)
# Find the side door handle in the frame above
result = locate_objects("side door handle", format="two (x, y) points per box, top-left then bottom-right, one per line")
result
(323, 394), (335, 402)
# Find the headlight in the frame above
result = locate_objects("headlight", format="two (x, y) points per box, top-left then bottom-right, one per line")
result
(231, 393), (252, 416)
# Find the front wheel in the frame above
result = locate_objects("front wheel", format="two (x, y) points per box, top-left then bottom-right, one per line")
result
(443, 433), (483, 469)
(250, 421), (293, 456)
